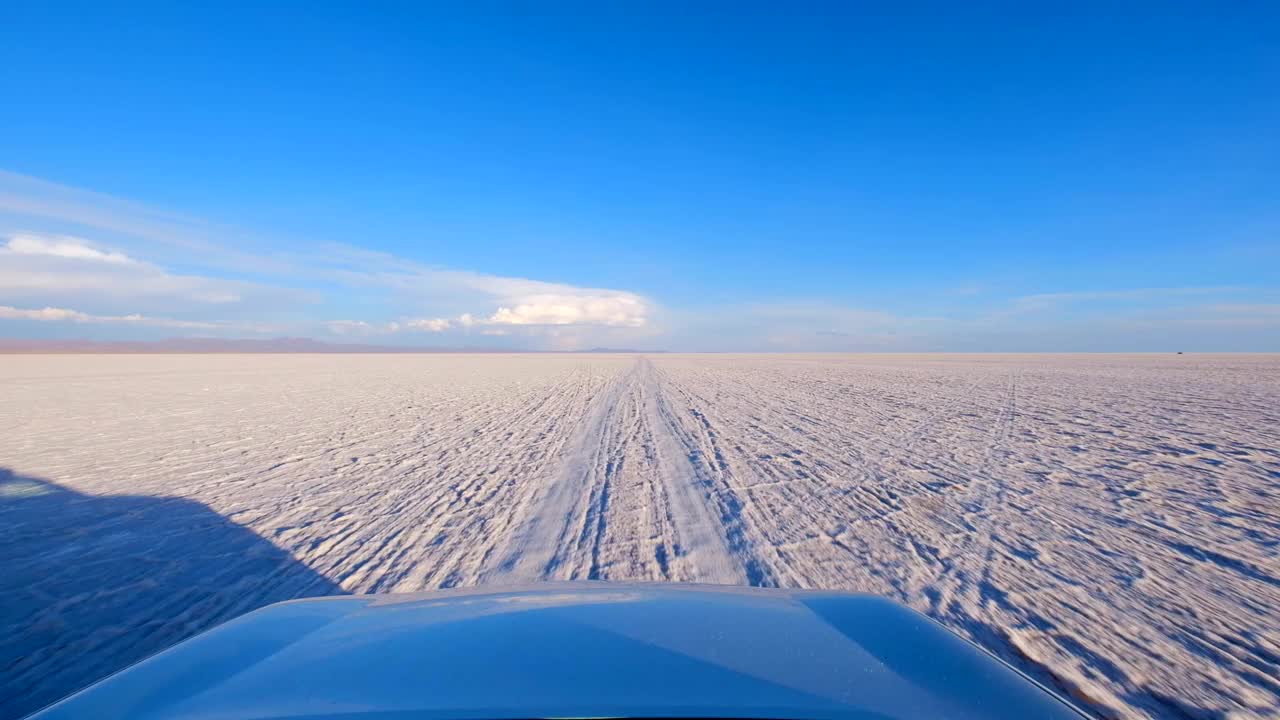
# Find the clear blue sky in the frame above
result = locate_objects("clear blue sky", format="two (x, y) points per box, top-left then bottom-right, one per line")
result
(1, 3), (1277, 350)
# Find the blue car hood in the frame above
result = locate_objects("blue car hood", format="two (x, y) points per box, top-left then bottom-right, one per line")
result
(28, 583), (1084, 720)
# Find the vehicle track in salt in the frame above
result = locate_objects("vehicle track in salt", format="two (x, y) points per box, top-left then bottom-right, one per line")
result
(3, 353), (1280, 720)
(484, 358), (747, 585)
(650, 354), (1280, 720)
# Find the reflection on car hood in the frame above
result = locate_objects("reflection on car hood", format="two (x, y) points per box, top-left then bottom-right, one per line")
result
(28, 583), (1085, 720)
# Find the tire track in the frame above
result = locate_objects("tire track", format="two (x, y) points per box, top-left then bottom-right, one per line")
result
(481, 361), (635, 581)
(637, 359), (749, 584)
(483, 358), (747, 584)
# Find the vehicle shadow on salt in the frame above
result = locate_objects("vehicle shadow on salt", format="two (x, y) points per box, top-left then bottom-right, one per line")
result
(0, 468), (346, 720)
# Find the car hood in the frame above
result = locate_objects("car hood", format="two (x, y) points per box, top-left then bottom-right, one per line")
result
(28, 583), (1084, 720)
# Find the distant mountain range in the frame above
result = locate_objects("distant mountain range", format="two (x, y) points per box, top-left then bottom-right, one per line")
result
(0, 337), (658, 354)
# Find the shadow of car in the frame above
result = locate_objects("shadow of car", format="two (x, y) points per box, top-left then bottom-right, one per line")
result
(0, 469), (345, 720)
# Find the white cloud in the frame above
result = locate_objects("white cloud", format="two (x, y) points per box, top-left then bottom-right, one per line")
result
(486, 293), (647, 327)
(1, 174), (655, 347)
(6, 233), (136, 264)
(4, 169), (1277, 351)
(326, 261), (653, 332)
(0, 169), (290, 273)
(405, 317), (451, 332)
(327, 317), (452, 335)
(1008, 287), (1246, 314)
(0, 306), (90, 322)
(0, 232), (311, 309)
(326, 320), (375, 335)
(0, 304), (224, 329)
(322, 302), (649, 343)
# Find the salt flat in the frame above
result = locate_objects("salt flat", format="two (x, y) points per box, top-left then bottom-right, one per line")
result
(2, 353), (1278, 719)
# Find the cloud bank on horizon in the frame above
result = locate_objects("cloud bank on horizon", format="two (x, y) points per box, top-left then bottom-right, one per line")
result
(0, 170), (664, 350)
(0, 169), (1276, 352)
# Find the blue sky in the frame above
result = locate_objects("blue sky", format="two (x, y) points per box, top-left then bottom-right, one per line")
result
(1, 3), (1277, 350)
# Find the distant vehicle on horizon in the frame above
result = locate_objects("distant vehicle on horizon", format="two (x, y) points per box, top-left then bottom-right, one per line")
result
(25, 583), (1087, 720)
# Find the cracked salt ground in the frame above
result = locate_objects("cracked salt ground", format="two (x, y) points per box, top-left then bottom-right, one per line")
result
(2, 353), (1278, 719)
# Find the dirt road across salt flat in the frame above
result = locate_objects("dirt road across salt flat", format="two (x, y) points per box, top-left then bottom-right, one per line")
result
(2, 353), (1278, 719)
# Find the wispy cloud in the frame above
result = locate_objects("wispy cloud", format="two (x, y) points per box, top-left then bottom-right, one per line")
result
(321, 258), (652, 331)
(5, 233), (136, 264)
(1010, 287), (1248, 313)
(0, 172), (655, 348)
(404, 317), (452, 332)
(326, 317), (453, 335)
(487, 294), (647, 327)
(0, 232), (312, 310)
(2, 169), (1276, 351)
(656, 288), (1280, 352)
(0, 170), (292, 273)
(0, 304), (244, 330)
(324, 319), (378, 336)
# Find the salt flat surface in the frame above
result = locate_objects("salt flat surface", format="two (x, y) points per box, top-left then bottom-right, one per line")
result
(2, 353), (1278, 719)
